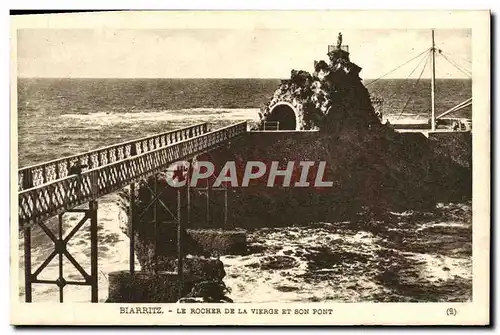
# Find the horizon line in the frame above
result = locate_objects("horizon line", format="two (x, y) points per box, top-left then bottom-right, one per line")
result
(16, 76), (472, 80)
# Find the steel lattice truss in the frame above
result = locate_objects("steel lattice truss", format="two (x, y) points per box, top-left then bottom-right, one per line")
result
(18, 121), (248, 228)
(18, 123), (209, 191)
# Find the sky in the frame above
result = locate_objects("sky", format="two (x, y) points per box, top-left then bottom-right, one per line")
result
(16, 28), (472, 79)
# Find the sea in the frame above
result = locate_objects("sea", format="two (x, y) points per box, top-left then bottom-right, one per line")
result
(16, 78), (472, 303)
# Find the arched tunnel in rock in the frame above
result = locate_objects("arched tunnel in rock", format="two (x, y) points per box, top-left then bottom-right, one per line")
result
(266, 103), (298, 130)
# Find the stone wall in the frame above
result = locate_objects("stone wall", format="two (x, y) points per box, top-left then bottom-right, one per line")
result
(119, 127), (470, 231)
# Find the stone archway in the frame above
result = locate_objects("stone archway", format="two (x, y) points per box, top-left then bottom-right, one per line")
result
(267, 102), (300, 130)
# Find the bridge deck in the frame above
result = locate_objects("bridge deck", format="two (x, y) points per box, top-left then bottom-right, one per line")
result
(18, 123), (210, 191)
(18, 121), (248, 228)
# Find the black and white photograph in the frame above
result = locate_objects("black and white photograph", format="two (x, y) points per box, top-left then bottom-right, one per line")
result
(10, 10), (490, 326)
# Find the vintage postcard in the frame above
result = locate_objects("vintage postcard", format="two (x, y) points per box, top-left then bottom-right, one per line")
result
(10, 10), (490, 325)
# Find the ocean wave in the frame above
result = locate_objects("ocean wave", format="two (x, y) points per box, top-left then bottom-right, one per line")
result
(60, 108), (261, 125)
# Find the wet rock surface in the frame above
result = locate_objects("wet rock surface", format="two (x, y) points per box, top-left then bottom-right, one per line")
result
(177, 280), (234, 303)
(259, 255), (299, 270)
(221, 202), (472, 302)
(185, 129), (471, 230)
(106, 270), (191, 303)
(139, 256), (226, 281)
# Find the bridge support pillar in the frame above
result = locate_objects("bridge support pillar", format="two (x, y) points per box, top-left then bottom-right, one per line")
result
(177, 187), (184, 299)
(153, 179), (159, 274)
(129, 182), (136, 274)
(206, 179), (211, 225)
(23, 226), (32, 302)
(23, 200), (99, 303)
(89, 200), (98, 303)
(131, 176), (187, 300)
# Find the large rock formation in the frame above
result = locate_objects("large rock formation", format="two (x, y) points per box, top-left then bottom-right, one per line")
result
(113, 35), (471, 303)
(257, 34), (381, 132)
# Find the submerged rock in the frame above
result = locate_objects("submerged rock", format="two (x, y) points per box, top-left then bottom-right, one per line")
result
(259, 255), (299, 270)
(177, 280), (233, 303)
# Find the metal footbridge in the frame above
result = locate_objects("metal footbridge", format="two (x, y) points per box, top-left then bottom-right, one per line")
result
(17, 121), (248, 303)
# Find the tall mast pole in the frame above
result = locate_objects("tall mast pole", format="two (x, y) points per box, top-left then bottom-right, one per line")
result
(431, 29), (436, 131)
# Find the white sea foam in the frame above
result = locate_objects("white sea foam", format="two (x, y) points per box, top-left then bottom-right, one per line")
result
(60, 108), (261, 125)
(406, 252), (472, 282)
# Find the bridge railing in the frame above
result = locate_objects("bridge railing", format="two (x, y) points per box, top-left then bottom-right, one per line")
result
(18, 123), (209, 192)
(262, 121), (280, 131)
(18, 121), (248, 228)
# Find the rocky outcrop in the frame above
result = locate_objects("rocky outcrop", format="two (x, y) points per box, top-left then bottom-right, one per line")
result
(106, 271), (189, 303)
(113, 35), (471, 304)
(177, 281), (233, 303)
(188, 129), (471, 227)
(257, 36), (381, 132)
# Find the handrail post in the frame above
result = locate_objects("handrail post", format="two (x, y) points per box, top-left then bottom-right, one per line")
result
(187, 162), (191, 229)
(58, 214), (64, 302)
(21, 170), (33, 190)
(224, 181), (228, 228)
(90, 170), (98, 200)
(153, 176), (159, 274)
(206, 178), (211, 226)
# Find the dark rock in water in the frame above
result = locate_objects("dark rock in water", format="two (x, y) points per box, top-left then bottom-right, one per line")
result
(117, 34), (471, 254)
(304, 246), (369, 270)
(275, 285), (299, 292)
(259, 255), (299, 270)
(106, 270), (191, 303)
(140, 256), (226, 281)
(119, 130), (470, 234)
(177, 280), (233, 303)
(250, 35), (470, 218)
(256, 34), (380, 132)
(187, 228), (247, 255)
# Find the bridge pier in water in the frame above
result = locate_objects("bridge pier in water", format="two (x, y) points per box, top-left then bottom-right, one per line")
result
(18, 122), (247, 303)
(113, 157), (243, 303)
(119, 179), (188, 302)
(23, 200), (99, 303)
